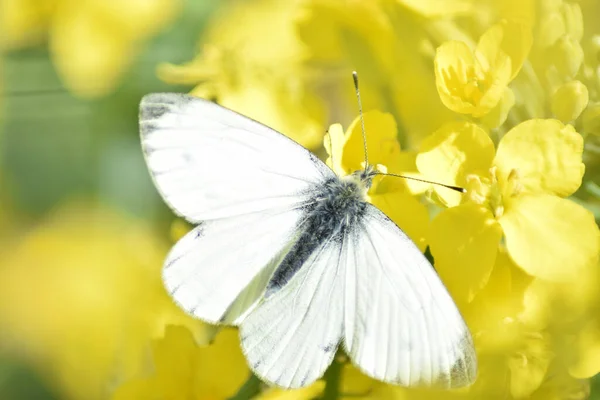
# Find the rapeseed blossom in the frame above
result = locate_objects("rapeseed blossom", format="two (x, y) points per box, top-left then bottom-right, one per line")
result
(1, 0), (182, 97)
(158, 0), (326, 148)
(139, 0), (600, 398)
(0, 203), (207, 400)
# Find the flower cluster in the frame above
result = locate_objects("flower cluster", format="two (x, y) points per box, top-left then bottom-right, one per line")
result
(150, 0), (600, 398)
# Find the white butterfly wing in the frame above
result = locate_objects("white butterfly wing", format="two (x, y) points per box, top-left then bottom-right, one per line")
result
(140, 93), (334, 325)
(163, 208), (302, 324)
(140, 93), (333, 221)
(239, 235), (346, 388)
(344, 205), (477, 388)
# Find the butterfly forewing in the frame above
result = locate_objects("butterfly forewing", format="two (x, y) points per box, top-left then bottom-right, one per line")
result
(240, 231), (345, 388)
(140, 93), (334, 221)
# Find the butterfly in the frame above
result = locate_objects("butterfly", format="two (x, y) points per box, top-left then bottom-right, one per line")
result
(139, 82), (477, 389)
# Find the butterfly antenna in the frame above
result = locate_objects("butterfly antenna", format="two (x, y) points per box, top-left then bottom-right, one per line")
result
(374, 172), (466, 193)
(352, 71), (368, 171)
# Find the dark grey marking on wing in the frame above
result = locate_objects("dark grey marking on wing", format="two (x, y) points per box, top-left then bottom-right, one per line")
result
(140, 104), (170, 121)
(320, 342), (337, 353)
(139, 122), (161, 138)
(265, 177), (368, 297)
(194, 224), (205, 238)
(139, 93), (195, 129)
(164, 253), (185, 270)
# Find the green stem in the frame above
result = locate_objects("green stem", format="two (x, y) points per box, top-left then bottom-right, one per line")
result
(320, 356), (343, 400)
(228, 373), (262, 400)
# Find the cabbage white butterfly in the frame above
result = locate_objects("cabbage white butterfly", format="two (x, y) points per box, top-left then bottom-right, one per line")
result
(139, 73), (477, 389)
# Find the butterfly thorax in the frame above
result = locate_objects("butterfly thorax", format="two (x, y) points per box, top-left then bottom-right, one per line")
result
(265, 168), (375, 296)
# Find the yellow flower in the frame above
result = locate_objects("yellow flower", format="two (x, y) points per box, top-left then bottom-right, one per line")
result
(158, 0), (325, 149)
(551, 80), (589, 123)
(1, 0), (182, 97)
(0, 202), (206, 400)
(535, 0), (584, 79)
(325, 110), (429, 250)
(434, 20), (532, 122)
(297, 0), (457, 145)
(113, 326), (249, 400)
(417, 119), (598, 298)
(396, 0), (472, 17)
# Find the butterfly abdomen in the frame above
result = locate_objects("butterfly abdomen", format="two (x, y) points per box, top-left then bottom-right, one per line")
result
(265, 177), (367, 296)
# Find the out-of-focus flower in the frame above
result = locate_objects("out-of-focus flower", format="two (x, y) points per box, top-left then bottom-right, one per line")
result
(434, 20), (531, 126)
(158, 0), (325, 149)
(0, 202), (206, 400)
(325, 111), (429, 250)
(112, 326), (249, 400)
(1, 0), (182, 97)
(296, 0), (458, 146)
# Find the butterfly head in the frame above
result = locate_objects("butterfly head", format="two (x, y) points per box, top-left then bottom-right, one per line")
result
(351, 164), (377, 191)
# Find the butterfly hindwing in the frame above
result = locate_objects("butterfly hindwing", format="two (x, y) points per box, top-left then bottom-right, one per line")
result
(163, 208), (303, 324)
(343, 205), (477, 388)
(239, 230), (346, 388)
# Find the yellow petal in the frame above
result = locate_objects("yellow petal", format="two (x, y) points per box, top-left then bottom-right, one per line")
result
(429, 203), (502, 304)
(218, 83), (326, 150)
(434, 41), (479, 115)
(325, 123), (347, 176)
(384, 150), (431, 195)
(0, 0), (57, 50)
(50, 3), (134, 98)
(479, 86), (515, 129)
(258, 382), (326, 400)
(562, 2), (584, 41)
(342, 110), (400, 173)
(370, 190), (429, 251)
(473, 27), (513, 115)
(89, 0), (182, 38)
(499, 194), (599, 281)
(340, 363), (376, 395)
(152, 325), (198, 396)
(0, 203), (207, 400)
(434, 25), (513, 117)
(508, 332), (552, 398)
(529, 372), (590, 400)
(396, 0), (471, 17)
(550, 36), (584, 79)
(193, 328), (249, 399)
(550, 80), (589, 123)
(569, 318), (600, 378)
(416, 121), (494, 207)
(465, 251), (530, 353)
(477, 20), (532, 81)
(494, 119), (584, 197)
(519, 261), (599, 330)
(582, 102), (600, 136)
(112, 378), (160, 400)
